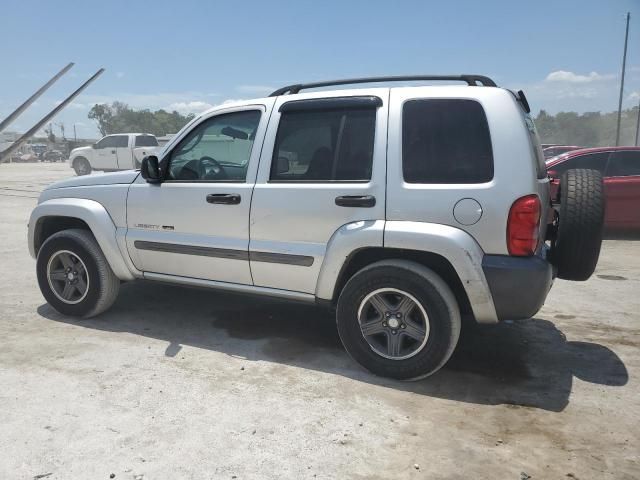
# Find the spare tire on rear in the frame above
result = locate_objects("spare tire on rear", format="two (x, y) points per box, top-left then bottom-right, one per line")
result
(551, 169), (604, 281)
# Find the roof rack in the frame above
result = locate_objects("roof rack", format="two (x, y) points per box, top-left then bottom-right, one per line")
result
(269, 74), (497, 96)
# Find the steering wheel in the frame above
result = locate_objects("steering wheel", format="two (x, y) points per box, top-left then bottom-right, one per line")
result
(199, 156), (227, 180)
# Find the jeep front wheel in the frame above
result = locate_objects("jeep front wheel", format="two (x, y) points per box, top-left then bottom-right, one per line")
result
(73, 157), (91, 176)
(336, 260), (461, 380)
(36, 229), (120, 317)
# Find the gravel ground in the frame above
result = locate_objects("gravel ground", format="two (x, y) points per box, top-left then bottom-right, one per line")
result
(1, 162), (638, 480)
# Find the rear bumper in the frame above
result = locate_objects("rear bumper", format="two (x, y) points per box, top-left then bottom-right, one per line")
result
(482, 254), (553, 320)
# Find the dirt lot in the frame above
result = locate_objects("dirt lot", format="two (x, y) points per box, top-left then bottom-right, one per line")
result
(0, 162), (638, 480)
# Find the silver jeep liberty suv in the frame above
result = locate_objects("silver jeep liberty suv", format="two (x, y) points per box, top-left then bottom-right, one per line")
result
(29, 75), (604, 380)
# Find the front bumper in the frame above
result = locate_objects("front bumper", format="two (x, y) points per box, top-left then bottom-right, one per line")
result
(482, 254), (553, 320)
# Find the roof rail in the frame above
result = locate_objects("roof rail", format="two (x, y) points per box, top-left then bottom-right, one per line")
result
(269, 74), (497, 96)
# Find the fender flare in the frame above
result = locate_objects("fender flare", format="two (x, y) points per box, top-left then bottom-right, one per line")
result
(315, 220), (498, 324)
(28, 198), (136, 281)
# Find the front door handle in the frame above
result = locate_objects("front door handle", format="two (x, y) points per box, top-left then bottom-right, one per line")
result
(206, 193), (241, 205)
(111, 150), (116, 154)
(335, 195), (376, 208)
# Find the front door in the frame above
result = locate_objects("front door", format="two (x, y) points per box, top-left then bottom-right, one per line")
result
(249, 91), (388, 293)
(604, 150), (640, 229)
(93, 135), (120, 170)
(126, 104), (271, 284)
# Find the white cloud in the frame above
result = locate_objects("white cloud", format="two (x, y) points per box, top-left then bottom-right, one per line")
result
(167, 101), (214, 114)
(545, 70), (615, 83)
(507, 69), (637, 114)
(236, 85), (274, 95)
(629, 91), (640, 101)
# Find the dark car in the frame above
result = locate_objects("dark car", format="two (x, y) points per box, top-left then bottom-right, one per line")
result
(42, 150), (65, 162)
(547, 147), (640, 231)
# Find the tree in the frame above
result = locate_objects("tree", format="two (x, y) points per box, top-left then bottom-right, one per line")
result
(88, 102), (195, 137)
(534, 107), (640, 147)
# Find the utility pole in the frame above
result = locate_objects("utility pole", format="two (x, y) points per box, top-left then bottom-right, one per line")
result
(635, 98), (640, 146)
(615, 12), (630, 146)
(74, 124), (77, 142)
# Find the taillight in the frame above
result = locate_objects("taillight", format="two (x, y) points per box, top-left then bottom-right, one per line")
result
(507, 194), (541, 256)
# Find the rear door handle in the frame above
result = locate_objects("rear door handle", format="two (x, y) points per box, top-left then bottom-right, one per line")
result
(206, 193), (241, 205)
(335, 195), (376, 208)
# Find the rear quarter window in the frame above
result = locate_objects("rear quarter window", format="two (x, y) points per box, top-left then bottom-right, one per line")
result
(402, 99), (493, 183)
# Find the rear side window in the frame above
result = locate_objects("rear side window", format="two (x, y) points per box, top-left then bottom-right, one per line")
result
(135, 135), (158, 147)
(402, 99), (493, 183)
(271, 108), (376, 181)
(607, 151), (640, 177)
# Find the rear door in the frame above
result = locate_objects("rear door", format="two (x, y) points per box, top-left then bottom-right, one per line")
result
(114, 134), (133, 169)
(604, 150), (640, 229)
(249, 90), (388, 293)
(134, 135), (159, 167)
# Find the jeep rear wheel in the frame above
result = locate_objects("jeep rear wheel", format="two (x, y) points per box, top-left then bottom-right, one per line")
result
(336, 260), (461, 380)
(551, 169), (604, 281)
(37, 229), (120, 317)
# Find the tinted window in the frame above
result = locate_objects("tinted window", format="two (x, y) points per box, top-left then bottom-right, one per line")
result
(549, 152), (609, 176)
(113, 135), (129, 148)
(270, 108), (376, 181)
(167, 110), (261, 181)
(402, 99), (493, 183)
(95, 136), (117, 149)
(135, 135), (158, 147)
(607, 151), (640, 177)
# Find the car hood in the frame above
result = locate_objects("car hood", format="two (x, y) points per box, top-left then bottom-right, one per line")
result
(46, 170), (140, 190)
(71, 146), (92, 155)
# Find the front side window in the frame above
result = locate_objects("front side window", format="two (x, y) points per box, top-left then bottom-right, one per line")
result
(166, 110), (261, 181)
(96, 136), (117, 149)
(113, 135), (129, 148)
(402, 99), (494, 183)
(135, 135), (158, 147)
(607, 151), (640, 177)
(550, 152), (610, 176)
(270, 108), (376, 181)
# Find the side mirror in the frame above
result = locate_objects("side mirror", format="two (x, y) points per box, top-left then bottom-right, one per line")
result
(276, 156), (290, 174)
(92, 143), (98, 149)
(141, 155), (162, 183)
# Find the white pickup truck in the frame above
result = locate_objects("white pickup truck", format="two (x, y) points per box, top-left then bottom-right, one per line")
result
(69, 133), (159, 176)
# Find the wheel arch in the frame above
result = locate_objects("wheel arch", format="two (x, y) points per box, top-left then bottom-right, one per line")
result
(330, 247), (473, 316)
(316, 220), (498, 324)
(29, 198), (136, 281)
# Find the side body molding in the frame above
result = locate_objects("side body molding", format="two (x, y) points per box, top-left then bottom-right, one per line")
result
(315, 220), (385, 300)
(384, 221), (498, 323)
(28, 198), (137, 281)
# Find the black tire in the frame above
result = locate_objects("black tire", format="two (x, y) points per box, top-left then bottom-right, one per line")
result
(336, 260), (461, 380)
(36, 229), (120, 317)
(73, 157), (91, 176)
(551, 169), (604, 281)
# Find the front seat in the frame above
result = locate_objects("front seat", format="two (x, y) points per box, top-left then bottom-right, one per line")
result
(305, 147), (333, 180)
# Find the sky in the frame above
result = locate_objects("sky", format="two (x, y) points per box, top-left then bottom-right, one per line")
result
(1, 0), (639, 139)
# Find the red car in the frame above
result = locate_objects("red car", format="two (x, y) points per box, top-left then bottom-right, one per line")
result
(547, 147), (640, 231)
